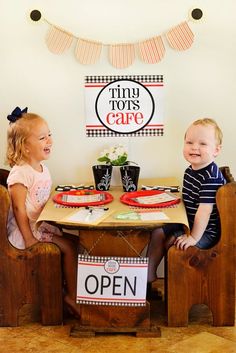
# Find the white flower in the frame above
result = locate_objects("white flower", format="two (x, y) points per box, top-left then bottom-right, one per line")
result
(97, 144), (128, 166)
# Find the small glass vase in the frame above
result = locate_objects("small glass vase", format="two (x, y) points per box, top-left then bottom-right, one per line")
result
(110, 166), (121, 187)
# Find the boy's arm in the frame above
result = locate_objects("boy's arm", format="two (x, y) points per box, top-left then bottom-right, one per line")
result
(10, 183), (39, 248)
(175, 203), (213, 250)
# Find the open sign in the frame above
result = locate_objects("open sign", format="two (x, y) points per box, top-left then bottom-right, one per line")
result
(95, 79), (155, 134)
(77, 255), (148, 306)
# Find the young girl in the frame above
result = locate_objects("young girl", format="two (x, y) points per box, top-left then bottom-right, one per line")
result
(6, 106), (80, 318)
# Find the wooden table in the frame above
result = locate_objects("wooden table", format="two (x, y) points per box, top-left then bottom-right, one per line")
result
(37, 177), (189, 337)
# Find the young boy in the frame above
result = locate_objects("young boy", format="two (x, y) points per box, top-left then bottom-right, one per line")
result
(147, 118), (225, 283)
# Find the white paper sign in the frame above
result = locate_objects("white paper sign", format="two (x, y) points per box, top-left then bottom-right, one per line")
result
(77, 255), (148, 306)
(85, 75), (164, 137)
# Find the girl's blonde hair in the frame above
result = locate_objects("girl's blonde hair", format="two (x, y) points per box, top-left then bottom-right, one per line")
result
(190, 118), (223, 145)
(6, 113), (45, 167)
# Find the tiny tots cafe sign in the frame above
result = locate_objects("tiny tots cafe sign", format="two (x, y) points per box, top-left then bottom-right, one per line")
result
(77, 255), (148, 306)
(85, 75), (164, 137)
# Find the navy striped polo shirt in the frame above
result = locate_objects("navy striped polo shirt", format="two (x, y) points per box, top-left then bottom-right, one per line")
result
(182, 162), (225, 240)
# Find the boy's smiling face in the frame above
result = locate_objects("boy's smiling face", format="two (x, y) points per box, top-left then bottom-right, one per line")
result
(183, 124), (221, 170)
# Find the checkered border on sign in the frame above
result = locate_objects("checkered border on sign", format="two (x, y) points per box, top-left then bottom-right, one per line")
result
(86, 128), (164, 138)
(78, 254), (148, 265)
(85, 75), (163, 84)
(77, 300), (146, 306)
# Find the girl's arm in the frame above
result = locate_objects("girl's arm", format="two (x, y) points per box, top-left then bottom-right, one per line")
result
(175, 203), (213, 250)
(10, 183), (39, 248)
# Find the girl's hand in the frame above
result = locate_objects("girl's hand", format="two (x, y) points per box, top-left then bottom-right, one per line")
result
(25, 237), (39, 248)
(174, 234), (197, 251)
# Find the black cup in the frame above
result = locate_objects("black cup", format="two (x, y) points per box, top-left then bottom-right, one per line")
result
(92, 165), (112, 191)
(120, 165), (140, 192)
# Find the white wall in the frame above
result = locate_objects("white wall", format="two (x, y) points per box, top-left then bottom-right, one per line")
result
(1, 0), (235, 184)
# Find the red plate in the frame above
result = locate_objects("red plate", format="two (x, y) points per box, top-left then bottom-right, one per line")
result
(120, 190), (180, 208)
(53, 189), (113, 207)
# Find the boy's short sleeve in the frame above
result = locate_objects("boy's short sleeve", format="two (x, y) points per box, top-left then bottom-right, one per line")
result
(199, 177), (223, 204)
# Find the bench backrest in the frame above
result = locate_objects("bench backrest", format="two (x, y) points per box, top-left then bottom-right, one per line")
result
(0, 168), (9, 188)
(0, 186), (10, 250)
(217, 166), (236, 250)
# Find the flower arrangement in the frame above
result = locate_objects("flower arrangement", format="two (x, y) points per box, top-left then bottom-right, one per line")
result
(97, 144), (128, 166)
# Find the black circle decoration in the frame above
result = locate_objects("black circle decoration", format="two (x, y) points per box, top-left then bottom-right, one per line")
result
(30, 9), (42, 22)
(191, 8), (203, 21)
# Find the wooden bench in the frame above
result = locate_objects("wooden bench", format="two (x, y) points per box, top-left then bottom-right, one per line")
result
(0, 172), (63, 326)
(166, 166), (236, 326)
(0, 168), (9, 188)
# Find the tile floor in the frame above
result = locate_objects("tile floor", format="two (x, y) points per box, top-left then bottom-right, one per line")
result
(0, 279), (235, 353)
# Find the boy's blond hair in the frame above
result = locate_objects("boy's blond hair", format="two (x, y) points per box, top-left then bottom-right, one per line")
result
(6, 113), (45, 167)
(190, 118), (223, 145)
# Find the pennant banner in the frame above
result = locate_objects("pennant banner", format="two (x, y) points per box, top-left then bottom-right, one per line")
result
(43, 20), (194, 67)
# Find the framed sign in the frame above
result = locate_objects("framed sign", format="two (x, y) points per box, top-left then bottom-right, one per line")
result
(85, 75), (164, 137)
(77, 255), (148, 306)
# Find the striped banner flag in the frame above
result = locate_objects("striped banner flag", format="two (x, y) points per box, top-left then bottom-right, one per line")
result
(75, 39), (102, 65)
(108, 44), (135, 68)
(138, 35), (165, 64)
(45, 25), (73, 54)
(166, 21), (194, 51)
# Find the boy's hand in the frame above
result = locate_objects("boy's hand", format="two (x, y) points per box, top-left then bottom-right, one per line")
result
(174, 234), (197, 250)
